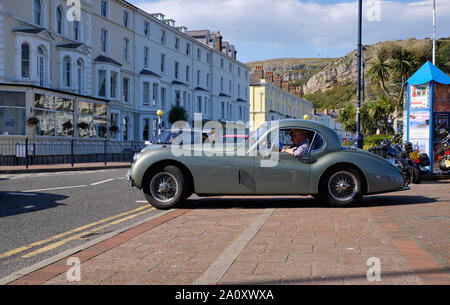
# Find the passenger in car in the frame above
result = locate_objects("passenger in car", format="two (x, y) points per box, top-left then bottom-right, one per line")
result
(281, 129), (310, 157)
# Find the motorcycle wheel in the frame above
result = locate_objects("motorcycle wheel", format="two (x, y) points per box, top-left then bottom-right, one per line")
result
(411, 167), (421, 184)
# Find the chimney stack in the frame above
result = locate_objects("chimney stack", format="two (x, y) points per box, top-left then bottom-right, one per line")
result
(251, 65), (264, 80)
(274, 75), (282, 88)
(265, 71), (273, 82)
(216, 32), (223, 52)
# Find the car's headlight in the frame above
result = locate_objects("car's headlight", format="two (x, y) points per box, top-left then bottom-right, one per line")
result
(132, 153), (140, 166)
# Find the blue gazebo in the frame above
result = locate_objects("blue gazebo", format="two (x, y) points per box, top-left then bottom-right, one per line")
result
(404, 61), (450, 173)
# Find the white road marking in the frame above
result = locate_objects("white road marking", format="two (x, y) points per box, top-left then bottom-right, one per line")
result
(5, 192), (37, 196)
(23, 185), (87, 193)
(90, 178), (115, 186)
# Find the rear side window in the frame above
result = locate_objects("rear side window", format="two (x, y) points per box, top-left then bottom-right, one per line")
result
(310, 132), (325, 152)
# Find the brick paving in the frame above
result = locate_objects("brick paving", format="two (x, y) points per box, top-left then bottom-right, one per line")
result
(4, 180), (450, 285)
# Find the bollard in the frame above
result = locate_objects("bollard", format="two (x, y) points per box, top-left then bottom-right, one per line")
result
(70, 138), (74, 168)
(25, 138), (29, 169)
(104, 139), (107, 166)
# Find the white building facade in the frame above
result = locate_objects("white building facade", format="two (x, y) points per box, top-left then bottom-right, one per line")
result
(0, 0), (250, 143)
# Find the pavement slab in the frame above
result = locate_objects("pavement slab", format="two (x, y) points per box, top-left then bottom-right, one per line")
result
(2, 181), (449, 285)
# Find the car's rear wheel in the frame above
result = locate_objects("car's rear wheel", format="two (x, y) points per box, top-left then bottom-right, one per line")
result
(321, 166), (363, 207)
(143, 165), (187, 209)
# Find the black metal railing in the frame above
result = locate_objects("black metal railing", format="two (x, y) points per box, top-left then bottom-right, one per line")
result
(0, 137), (145, 168)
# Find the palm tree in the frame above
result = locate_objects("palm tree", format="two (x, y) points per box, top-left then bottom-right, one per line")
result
(337, 105), (356, 133)
(367, 47), (393, 102)
(378, 96), (395, 134)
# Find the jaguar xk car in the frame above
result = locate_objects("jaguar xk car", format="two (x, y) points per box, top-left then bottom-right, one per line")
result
(127, 119), (409, 209)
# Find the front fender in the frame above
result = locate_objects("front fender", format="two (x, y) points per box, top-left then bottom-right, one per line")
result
(310, 150), (405, 194)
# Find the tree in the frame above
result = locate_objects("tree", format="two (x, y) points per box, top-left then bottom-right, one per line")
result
(168, 105), (188, 125)
(367, 47), (393, 103)
(378, 96), (395, 134)
(337, 105), (356, 133)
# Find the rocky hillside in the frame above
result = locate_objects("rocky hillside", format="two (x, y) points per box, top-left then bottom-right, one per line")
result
(246, 38), (450, 109)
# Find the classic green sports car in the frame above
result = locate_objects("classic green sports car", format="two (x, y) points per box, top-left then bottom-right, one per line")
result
(127, 119), (409, 209)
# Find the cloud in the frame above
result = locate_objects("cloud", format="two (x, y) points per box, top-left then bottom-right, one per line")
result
(133, 0), (450, 61)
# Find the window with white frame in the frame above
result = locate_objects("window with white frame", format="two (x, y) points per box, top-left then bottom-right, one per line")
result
(34, 0), (42, 26)
(160, 53), (165, 72)
(73, 21), (80, 41)
(160, 87), (166, 109)
(37, 46), (45, 86)
(196, 70), (200, 86)
(123, 10), (129, 28)
(220, 59), (224, 69)
(206, 73), (210, 89)
(175, 37), (180, 50)
(174, 62), (179, 80)
(56, 6), (64, 35)
(229, 62), (232, 73)
(143, 81), (150, 105)
(186, 65), (190, 83)
(206, 53), (211, 64)
(101, 29), (108, 53)
(221, 101), (225, 118)
(186, 43), (190, 56)
(63, 56), (71, 87)
(101, 0), (108, 18)
(220, 77), (224, 92)
(98, 70), (106, 97)
(123, 38), (130, 61)
(197, 48), (201, 60)
(175, 90), (181, 106)
(144, 21), (150, 36)
(228, 80), (232, 95)
(161, 30), (166, 44)
(143, 118), (150, 141)
(110, 71), (117, 99)
(197, 96), (202, 113)
(152, 83), (158, 106)
(21, 43), (30, 79)
(123, 77), (129, 102)
(76, 58), (84, 94)
(144, 46), (149, 67)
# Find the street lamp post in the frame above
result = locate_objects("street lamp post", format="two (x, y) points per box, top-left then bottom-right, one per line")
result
(157, 109), (163, 136)
(353, 0), (364, 149)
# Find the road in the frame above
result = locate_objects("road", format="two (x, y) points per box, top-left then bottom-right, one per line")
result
(0, 168), (164, 279)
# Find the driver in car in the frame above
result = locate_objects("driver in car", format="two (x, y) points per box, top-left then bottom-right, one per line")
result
(281, 129), (310, 157)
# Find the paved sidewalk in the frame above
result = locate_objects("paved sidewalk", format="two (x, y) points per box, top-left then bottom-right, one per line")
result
(4, 182), (450, 285)
(0, 162), (131, 174)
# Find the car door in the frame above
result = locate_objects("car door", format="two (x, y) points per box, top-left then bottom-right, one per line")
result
(254, 127), (312, 194)
(188, 142), (256, 195)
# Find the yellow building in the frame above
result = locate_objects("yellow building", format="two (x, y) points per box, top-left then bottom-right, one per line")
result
(249, 74), (312, 130)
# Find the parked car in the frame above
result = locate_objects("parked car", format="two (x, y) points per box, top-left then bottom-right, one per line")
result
(141, 129), (212, 152)
(215, 134), (249, 144)
(127, 119), (409, 209)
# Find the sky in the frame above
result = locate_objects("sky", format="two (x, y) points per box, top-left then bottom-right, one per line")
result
(128, 0), (450, 63)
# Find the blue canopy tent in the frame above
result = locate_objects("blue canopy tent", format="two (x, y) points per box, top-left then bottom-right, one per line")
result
(404, 61), (450, 173)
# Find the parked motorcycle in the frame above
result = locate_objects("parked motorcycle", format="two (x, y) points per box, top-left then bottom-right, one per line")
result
(369, 133), (430, 184)
(437, 129), (450, 172)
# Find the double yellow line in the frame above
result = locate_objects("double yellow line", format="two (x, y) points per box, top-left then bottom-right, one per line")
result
(0, 205), (155, 260)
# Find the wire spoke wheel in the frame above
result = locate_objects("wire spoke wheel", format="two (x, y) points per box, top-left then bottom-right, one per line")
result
(150, 172), (179, 203)
(327, 171), (358, 202)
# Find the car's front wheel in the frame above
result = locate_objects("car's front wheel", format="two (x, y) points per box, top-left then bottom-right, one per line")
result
(321, 167), (363, 207)
(143, 165), (187, 209)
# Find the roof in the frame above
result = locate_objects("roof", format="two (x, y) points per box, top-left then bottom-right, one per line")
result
(57, 43), (84, 49)
(94, 55), (122, 66)
(13, 28), (44, 34)
(171, 80), (188, 86)
(186, 30), (210, 38)
(406, 61), (450, 85)
(140, 69), (161, 78)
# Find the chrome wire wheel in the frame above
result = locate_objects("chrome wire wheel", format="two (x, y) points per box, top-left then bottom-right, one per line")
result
(327, 171), (358, 202)
(149, 172), (179, 203)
